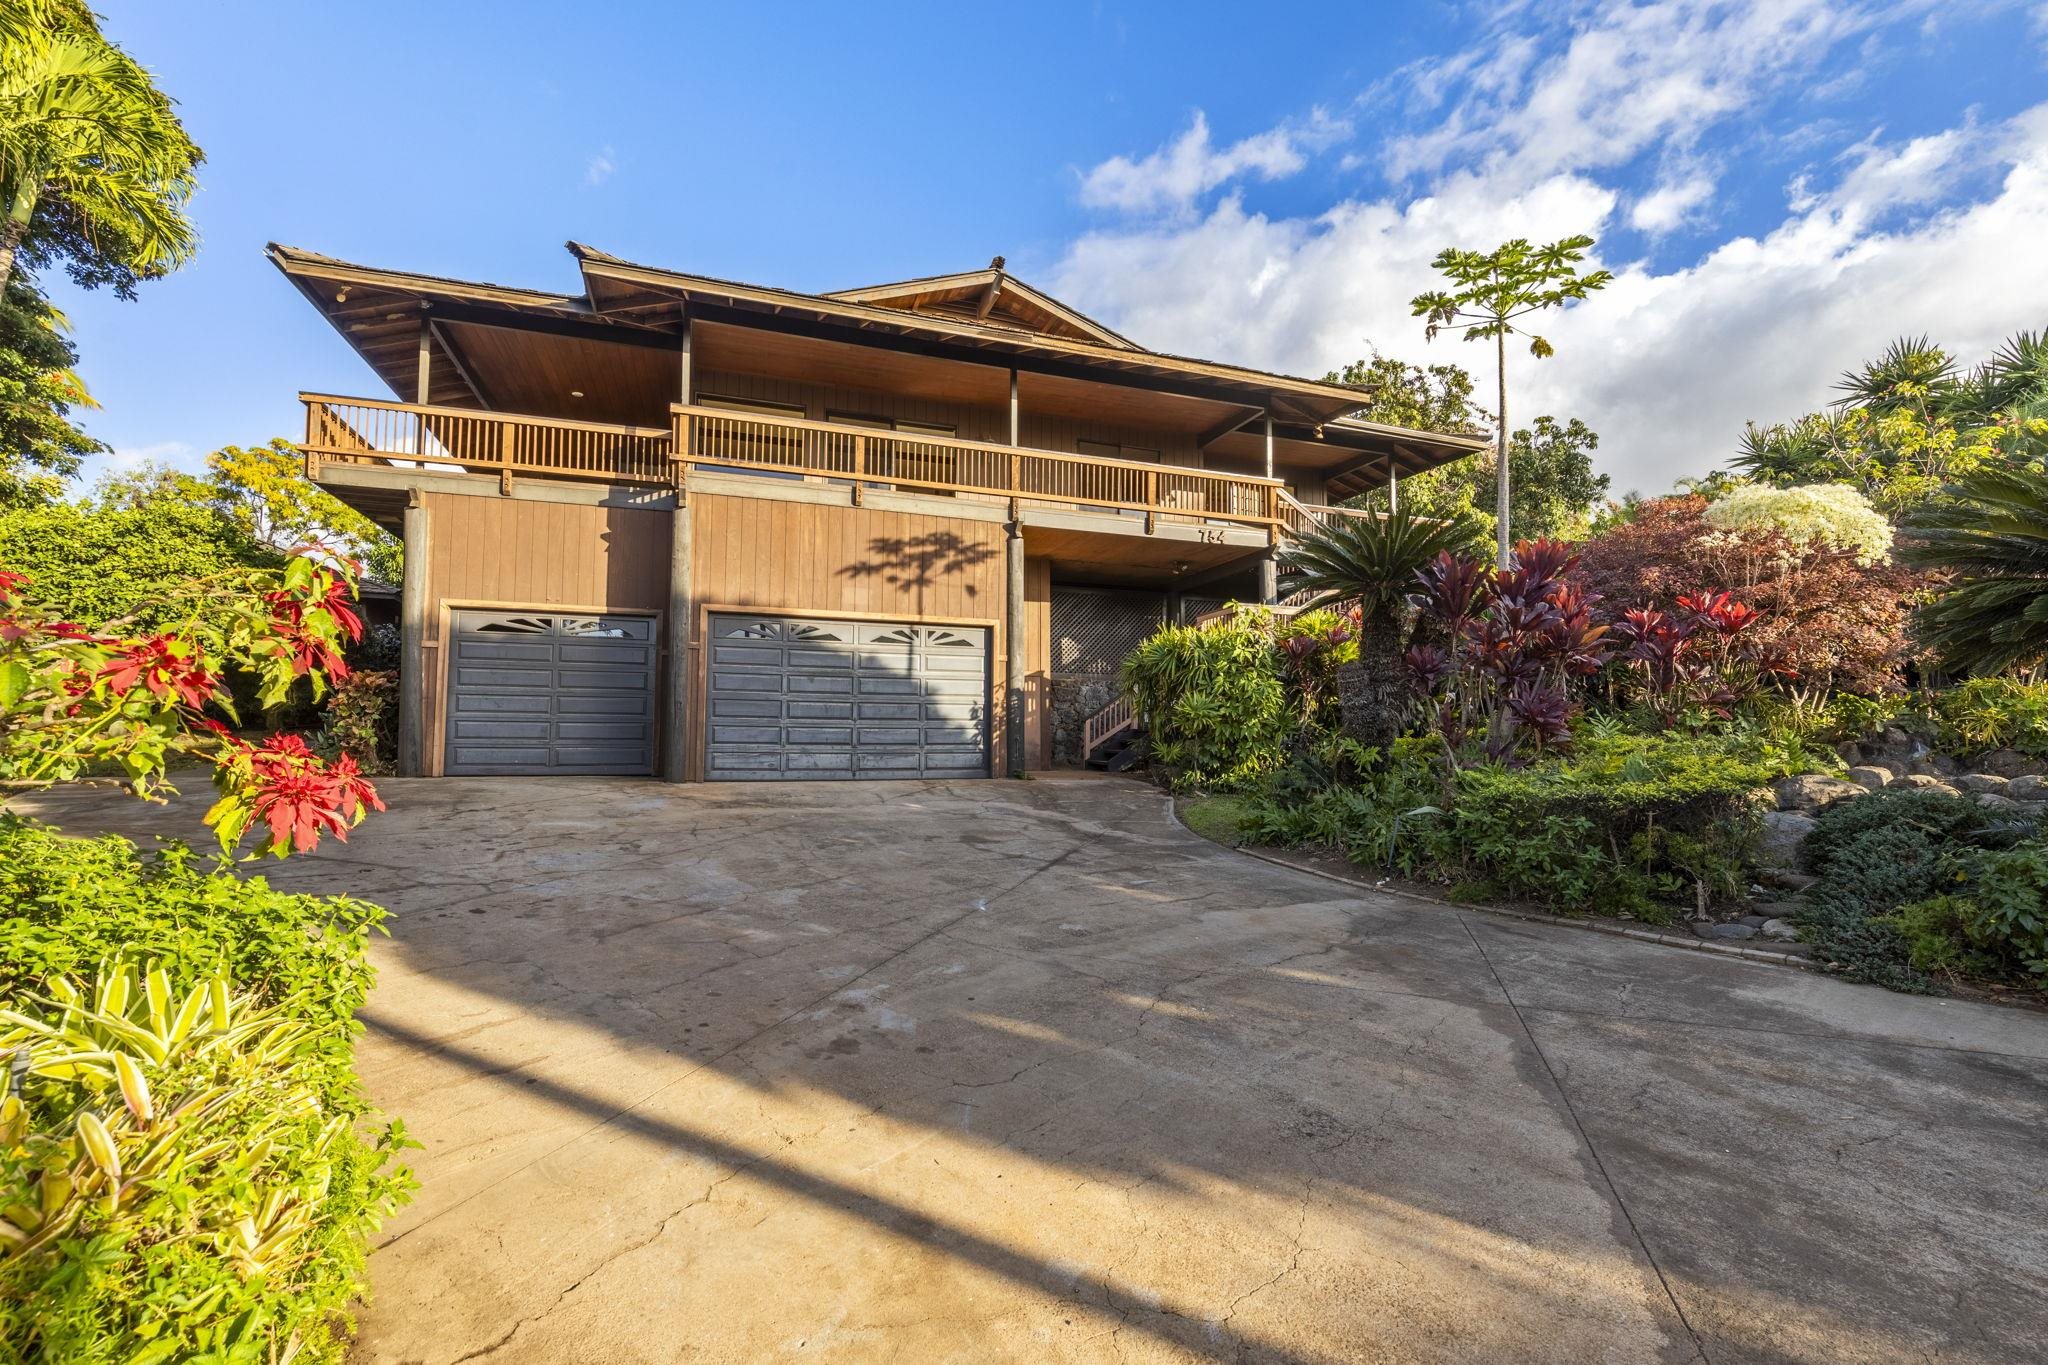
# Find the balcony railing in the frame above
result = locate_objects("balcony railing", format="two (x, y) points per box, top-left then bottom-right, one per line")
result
(298, 394), (1394, 539)
(300, 394), (673, 490)
(670, 404), (1283, 528)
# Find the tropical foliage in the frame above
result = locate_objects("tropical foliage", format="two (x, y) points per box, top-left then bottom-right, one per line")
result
(1280, 505), (1485, 748)
(1701, 482), (1893, 563)
(1899, 463), (2048, 675)
(1410, 235), (1613, 558)
(0, 0), (202, 295)
(1732, 333), (2048, 514)
(0, 821), (411, 1363)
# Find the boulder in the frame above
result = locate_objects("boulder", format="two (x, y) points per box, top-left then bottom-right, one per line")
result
(2007, 774), (2048, 801)
(1707, 922), (1759, 941)
(1773, 774), (1867, 812)
(1909, 754), (1960, 777)
(1761, 918), (1801, 942)
(1846, 765), (1893, 791)
(1834, 740), (1865, 767)
(1758, 867), (1818, 893)
(1954, 772), (2011, 794)
(1973, 792), (2026, 814)
(1893, 774), (1963, 798)
(1758, 810), (1818, 869)
(1977, 749), (2048, 779)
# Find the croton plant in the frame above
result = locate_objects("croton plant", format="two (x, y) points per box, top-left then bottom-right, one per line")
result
(0, 552), (383, 856)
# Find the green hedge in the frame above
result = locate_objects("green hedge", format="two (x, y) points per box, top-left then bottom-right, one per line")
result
(0, 817), (411, 1362)
(1922, 678), (2048, 757)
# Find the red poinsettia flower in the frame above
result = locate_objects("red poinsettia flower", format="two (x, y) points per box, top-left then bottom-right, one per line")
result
(96, 635), (220, 708)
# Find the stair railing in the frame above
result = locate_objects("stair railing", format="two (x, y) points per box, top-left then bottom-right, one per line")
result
(1080, 695), (1138, 764)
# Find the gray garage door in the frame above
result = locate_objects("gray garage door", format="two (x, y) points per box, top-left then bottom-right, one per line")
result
(705, 614), (989, 780)
(444, 611), (656, 776)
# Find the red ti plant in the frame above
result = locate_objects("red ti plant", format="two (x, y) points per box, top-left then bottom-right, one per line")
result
(1610, 589), (1792, 724)
(0, 552), (385, 857)
(1406, 538), (1612, 763)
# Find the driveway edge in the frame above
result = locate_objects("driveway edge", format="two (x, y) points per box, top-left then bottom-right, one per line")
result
(1160, 792), (1816, 973)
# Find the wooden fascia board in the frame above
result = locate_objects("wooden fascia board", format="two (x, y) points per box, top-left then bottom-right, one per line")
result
(578, 258), (1368, 408)
(270, 250), (581, 313)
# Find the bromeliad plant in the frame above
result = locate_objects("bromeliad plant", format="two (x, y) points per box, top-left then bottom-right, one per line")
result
(1405, 538), (1612, 763)
(0, 553), (383, 857)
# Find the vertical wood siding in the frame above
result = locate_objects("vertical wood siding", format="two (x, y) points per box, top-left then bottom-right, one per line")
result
(420, 492), (671, 774)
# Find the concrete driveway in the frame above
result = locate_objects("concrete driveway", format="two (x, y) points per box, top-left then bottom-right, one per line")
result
(20, 776), (2048, 1363)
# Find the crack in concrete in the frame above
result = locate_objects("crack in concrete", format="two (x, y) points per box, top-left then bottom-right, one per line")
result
(1459, 915), (1713, 1364)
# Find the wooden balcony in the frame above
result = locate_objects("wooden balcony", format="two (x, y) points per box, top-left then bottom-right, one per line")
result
(301, 393), (673, 492)
(299, 394), (1378, 538)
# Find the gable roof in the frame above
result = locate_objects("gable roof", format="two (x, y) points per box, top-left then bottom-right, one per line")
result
(822, 264), (1141, 351)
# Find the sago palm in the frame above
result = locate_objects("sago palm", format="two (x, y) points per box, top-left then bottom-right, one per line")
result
(1280, 506), (1484, 748)
(1901, 464), (2048, 675)
(0, 1), (200, 291)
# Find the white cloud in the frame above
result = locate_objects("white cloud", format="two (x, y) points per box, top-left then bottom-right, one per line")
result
(1049, 0), (2048, 497)
(1078, 109), (1349, 215)
(1629, 172), (1716, 233)
(584, 146), (616, 188)
(1382, 0), (1892, 186)
(106, 439), (196, 472)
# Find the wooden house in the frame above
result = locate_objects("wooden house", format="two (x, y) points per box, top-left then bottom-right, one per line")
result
(275, 242), (1485, 780)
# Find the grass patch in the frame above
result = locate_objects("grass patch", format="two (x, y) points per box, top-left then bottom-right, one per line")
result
(1178, 793), (1253, 846)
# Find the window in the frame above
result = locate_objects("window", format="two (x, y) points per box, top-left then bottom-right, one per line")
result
(691, 394), (807, 477)
(825, 411), (961, 493)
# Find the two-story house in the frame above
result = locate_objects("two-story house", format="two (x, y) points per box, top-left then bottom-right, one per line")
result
(274, 242), (1486, 782)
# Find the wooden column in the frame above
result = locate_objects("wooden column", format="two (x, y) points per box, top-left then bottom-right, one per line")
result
(1008, 368), (1019, 446)
(1259, 410), (1278, 604)
(677, 312), (693, 404)
(1389, 461), (1400, 512)
(662, 499), (692, 782)
(398, 492), (429, 777)
(416, 319), (432, 404)
(1005, 521), (1026, 777)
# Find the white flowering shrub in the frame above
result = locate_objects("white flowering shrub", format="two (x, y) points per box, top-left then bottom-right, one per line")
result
(1703, 483), (1893, 563)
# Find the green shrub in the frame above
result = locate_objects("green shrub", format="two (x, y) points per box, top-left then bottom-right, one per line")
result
(1449, 732), (1782, 914)
(317, 669), (398, 775)
(1950, 839), (2048, 980)
(1923, 677), (2048, 756)
(1240, 737), (1451, 875)
(0, 820), (408, 1361)
(1122, 608), (1294, 792)
(1796, 790), (2043, 991)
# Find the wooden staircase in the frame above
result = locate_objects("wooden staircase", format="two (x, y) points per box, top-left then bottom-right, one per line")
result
(1080, 695), (1143, 772)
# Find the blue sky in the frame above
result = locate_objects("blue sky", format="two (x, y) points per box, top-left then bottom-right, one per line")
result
(58, 1), (2048, 495)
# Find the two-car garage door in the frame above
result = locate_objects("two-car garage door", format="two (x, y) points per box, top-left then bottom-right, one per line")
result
(441, 608), (991, 780)
(703, 613), (990, 780)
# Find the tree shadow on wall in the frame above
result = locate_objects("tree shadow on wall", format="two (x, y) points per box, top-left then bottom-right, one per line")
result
(838, 532), (997, 602)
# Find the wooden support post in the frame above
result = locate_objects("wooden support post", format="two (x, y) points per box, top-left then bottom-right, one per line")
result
(1261, 412), (1278, 603)
(416, 320), (433, 404)
(677, 313), (693, 404)
(302, 402), (320, 480)
(662, 501), (693, 783)
(398, 492), (429, 777)
(1005, 521), (1026, 778)
(1388, 464), (1400, 512)
(1144, 469), (1158, 534)
(498, 421), (515, 495)
(1008, 368), (1019, 446)
(851, 434), (866, 506)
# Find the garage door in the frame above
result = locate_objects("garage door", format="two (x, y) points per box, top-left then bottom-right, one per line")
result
(705, 614), (989, 780)
(444, 611), (656, 776)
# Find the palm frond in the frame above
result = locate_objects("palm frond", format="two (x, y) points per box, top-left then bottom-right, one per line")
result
(1902, 463), (2048, 673)
(1278, 507), (1486, 615)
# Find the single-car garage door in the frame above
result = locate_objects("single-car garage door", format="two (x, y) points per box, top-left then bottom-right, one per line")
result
(705, 613), (989, 780)
(444, 611), (656, 776)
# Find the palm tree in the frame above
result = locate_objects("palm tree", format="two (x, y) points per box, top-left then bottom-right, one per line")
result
(1901, 464), (2048, 675)
(0, 1), (200, 293)
(1280, 507), (1484, 748)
